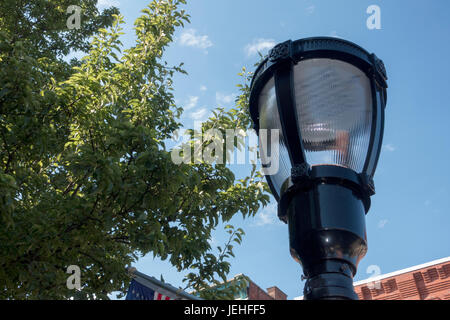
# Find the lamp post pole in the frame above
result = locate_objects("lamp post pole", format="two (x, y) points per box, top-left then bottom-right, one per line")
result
(248, 37), (388, 300)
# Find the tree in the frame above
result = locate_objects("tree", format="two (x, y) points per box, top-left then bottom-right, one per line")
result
(0, 0), (270, 299)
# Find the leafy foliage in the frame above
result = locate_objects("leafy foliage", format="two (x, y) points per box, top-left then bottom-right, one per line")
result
(0, 0), (270, 299)
(185, 225), (250, 300)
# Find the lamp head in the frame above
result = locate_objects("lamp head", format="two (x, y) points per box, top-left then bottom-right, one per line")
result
(249, 37), (388, 300)
(249, 37), (387, 215)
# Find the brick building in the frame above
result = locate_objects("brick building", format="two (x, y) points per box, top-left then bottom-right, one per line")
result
(220, 256), (450, 300)
(294, 256), (450, 300)
(247, 281), (287, 300)
(353, 256), (450, 300)
(223, 274), (288, 300)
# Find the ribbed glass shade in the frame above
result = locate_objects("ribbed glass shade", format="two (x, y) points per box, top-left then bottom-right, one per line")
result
(258, 77), (291, 197)
(293, 58), (373, 173)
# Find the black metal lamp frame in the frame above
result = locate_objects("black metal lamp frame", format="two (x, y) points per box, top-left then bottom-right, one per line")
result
(249, 37), (388, 300)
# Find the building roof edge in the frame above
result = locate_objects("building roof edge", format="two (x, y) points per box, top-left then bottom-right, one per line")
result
(293, 256), (450, 300)
(353, 256), (450, 287)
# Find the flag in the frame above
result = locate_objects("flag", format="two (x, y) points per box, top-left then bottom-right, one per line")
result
(126, 279), (173, 300)
(125, 268), (202, 300)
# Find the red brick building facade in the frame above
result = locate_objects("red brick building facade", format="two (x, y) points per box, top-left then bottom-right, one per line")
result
(353, 256), (450, 300)
(292, 256), (450, 300)
(233, 256), (450, 300)
(246, 280), (287, 300)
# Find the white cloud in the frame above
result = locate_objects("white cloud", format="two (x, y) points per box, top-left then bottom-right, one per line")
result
(378, 219), (388, 229)
(254, 203), (283, 227)
(200, 85), (207, 92)
(256, 212), (274, 226)
(306, 5), (315, 15)
(383, 144), (396, 152)
(189, 108), (208, 121)
(184, 96), (199, 111)
(97, 0), (120, 8)
(329, 31), (340, 38)
(244, 38), (276, 57)
(179, 29), (213, 50)
(208, 236), (217, 247)
(216, 92), (236, 106)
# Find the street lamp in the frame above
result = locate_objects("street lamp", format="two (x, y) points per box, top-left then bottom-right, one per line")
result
(249, 37), (388, 300)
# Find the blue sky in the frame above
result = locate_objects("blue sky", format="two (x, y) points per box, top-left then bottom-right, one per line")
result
(97, 0), (450, 299)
